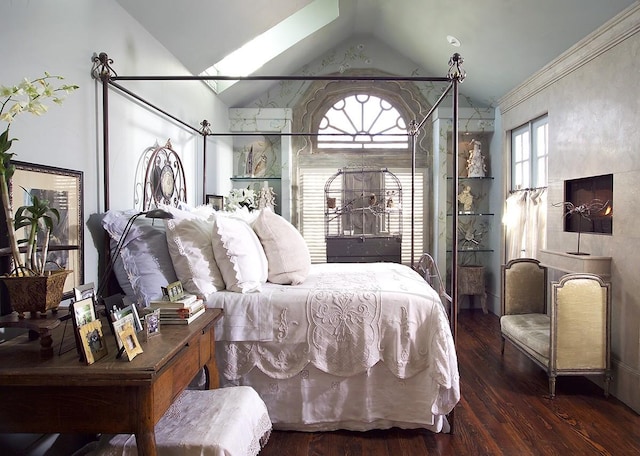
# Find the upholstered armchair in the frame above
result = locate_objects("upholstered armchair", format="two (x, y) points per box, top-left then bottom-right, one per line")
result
(500, 258), (611, 398)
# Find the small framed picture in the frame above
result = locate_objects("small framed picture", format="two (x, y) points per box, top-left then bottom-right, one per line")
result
(78, 320), (108, 365)
(72, 297), (96, 327)
(112, 304), (143, 332)
(73, 282), (95, 302)
(144, 309), (161, 339)
(162, 280), (184, 302)
(112, 313), (138, 350)
(116, 321), (143, 361)
(206, 194), (224, 211)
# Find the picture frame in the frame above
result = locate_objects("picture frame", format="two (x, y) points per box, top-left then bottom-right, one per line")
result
(144, 308), (161, 339)
(116, 321), (143, 361)
(206, 194), (224, 211)
(71, 297), (96, 327)
(112, 303), (143, 333)
(162, 280), (184, 302)
(73, 282), (95, 302)
(8, 161), (84, 298)
(112, 312), (138, 350)
(78, 320), (108, 365)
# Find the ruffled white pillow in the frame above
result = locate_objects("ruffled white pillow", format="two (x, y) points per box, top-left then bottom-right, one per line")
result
(163, 205), (225, 299)
(211, 213), (268, 293)
(252, 208), (311, 285)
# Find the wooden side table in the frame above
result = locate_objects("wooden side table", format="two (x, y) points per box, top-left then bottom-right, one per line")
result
(458, 265), (487, 314)
(0, 308), (223, 456)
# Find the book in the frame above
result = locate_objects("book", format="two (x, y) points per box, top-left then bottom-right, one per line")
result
(160, 306), (205, 325)
(149, 293), (198, 309)
(159, 299), (204, 320)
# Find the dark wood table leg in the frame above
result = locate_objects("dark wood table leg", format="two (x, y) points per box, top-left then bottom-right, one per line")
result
(135, 429), (157, 456)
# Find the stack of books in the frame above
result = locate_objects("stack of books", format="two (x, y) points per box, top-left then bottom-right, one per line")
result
(149, 293), (205, 325)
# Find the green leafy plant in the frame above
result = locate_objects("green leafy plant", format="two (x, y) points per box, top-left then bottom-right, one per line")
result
(14, 188), (60, 275)
(0, 73), (78, 276)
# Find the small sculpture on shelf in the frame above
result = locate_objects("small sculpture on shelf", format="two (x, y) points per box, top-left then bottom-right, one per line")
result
(553, 198), (611, 255)
(466, 139), (486, 178)
(245, 146), (254, 177)
(457, 185), (474, 213)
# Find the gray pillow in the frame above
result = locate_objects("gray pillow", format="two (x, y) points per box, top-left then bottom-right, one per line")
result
(102, 210), (178, 307)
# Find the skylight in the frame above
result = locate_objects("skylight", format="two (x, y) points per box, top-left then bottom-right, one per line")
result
(201, 0), (339, 93)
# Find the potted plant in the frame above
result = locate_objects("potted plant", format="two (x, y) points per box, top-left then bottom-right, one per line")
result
(0, 73), (78, 317)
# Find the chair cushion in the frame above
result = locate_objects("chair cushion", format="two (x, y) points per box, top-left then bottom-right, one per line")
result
(501, 313), (550, 364)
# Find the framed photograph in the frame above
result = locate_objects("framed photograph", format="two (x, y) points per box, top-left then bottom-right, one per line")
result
(144, 308), (161, 339)
(73, 282), (95, 302)
(8, 161), (83, 298)
(116, 321), (143, 361)
(112, 303), (143, 332)
(78, 320), (108, 365)
(112, 312), (138, 350)
(71, 297), (96, 327)
(206, 194), (224, 211)
(162, 280), (184, 302)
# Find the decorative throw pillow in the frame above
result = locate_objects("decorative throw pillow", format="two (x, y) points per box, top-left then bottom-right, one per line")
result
(101, 210), (178, 307)
(163, 205), (225, 299)
(252, 208), (311, 285)
(211, 213), (268, 293)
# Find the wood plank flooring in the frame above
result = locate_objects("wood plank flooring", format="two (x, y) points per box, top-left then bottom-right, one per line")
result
(259, 310), (640, 456)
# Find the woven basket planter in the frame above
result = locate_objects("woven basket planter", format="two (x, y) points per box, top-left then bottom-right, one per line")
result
(1, 270), (71, 319)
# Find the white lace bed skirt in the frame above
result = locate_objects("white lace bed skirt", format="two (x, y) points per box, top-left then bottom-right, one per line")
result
(219, 361), (455, 433)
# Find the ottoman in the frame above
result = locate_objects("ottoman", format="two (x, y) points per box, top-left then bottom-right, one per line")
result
(88, 386), (271, 455)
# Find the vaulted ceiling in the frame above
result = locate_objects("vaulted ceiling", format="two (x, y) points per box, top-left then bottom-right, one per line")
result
(116, 0), (636, 107)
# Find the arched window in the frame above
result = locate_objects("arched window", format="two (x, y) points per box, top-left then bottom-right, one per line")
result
(317, 94), (408, 149)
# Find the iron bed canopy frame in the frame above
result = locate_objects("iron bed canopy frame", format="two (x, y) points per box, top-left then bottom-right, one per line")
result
(91, 52), (465, 429)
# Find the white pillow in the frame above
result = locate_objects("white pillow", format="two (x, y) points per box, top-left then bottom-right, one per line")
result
(164, 205), (225, 299)
(252, 208), (311, 285)
(101, 210), (178, 307)
(211, 214), (268, 293)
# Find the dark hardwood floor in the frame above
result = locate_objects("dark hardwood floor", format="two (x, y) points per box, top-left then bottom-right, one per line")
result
(259, 310), (640, 456)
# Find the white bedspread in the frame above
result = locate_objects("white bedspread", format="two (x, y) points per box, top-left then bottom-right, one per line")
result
(207, 263), (458, 405)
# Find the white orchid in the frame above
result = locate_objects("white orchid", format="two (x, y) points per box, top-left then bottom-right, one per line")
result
(0, 73), (78, 274)
(226, 187), (258, 211)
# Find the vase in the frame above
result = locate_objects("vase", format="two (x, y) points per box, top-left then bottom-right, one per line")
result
(1, 270), (72, 319)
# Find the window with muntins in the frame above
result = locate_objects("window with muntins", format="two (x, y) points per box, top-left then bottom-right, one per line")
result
(318, 94), (408, 149)
(511, 115), (548, 190)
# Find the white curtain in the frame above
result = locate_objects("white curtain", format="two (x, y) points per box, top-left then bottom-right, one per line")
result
(504, 188), (547, 261)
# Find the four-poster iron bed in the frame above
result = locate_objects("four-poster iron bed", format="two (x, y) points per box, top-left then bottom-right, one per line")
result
(91, 52), (466, 433)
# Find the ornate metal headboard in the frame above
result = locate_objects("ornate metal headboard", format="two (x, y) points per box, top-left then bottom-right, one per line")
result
(137, 140), (187, 210)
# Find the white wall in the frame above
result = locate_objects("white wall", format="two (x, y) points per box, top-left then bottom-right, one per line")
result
(0, 0), (228, 288)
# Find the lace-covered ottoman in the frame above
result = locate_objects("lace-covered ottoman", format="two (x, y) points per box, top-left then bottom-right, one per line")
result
(89, 387), (271, 456)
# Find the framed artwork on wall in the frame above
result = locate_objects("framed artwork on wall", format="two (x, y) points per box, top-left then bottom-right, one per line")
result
(8, 161), (84, 297)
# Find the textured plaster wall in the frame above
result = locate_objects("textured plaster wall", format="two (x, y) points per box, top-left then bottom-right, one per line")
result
(499, 7), (640, 413)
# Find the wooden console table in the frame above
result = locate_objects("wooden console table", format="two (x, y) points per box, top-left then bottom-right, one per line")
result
(0, 308), (223, 456)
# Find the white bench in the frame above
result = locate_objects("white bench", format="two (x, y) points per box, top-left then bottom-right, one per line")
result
(87, 386), (271, 455)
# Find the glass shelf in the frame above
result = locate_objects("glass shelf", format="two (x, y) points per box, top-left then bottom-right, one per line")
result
(231, 176), (281, 180)
(447, 249), (494, 253)
(447, 176), (493, 180)
(448, 212), (494, 216)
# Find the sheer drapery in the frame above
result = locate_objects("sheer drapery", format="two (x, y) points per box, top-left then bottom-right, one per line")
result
(504, 187), (547, 260)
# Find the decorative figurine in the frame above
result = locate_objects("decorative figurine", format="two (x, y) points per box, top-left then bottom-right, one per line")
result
(457, 185), (474, 213)
(466, 139), (486, 177)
